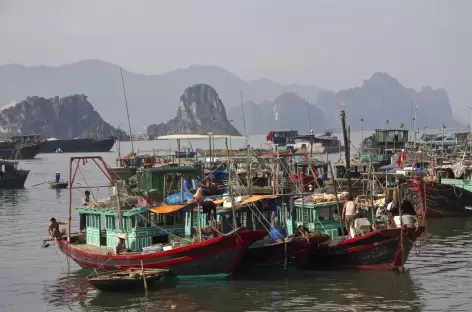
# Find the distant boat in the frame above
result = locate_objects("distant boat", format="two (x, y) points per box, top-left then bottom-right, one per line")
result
(175, 147), (196, 158)
(10, 135), (116, 153)
(48, 181), (69, 189)
(0, 138), (44, 160)
(0, 160), (30, 188)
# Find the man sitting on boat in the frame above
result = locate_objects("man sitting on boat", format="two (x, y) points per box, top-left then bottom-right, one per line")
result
(114, 233), (127, 255)
(48, 217), (68, 238)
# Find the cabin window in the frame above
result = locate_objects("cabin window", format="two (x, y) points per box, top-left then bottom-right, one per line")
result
(106, 215), (116, 230)
(136, 213), (149, 228)
(318, 207), (332, 221)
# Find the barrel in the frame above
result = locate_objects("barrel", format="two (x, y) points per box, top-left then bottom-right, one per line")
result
(269, 226), (287, 242)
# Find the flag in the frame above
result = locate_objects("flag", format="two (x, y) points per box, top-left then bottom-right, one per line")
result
(266, 131), (274, 142)
(396, 151), (405, 167)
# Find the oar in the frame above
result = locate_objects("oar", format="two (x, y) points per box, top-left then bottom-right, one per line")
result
(31, 181), (49, 188)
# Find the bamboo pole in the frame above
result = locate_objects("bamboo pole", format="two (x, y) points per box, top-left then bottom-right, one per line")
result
(328, 161), (345, 236)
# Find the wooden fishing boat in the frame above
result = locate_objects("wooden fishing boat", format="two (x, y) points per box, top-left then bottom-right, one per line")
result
(0, 160), (30, 189)
(57, 227), (266, 275)
(48, 181), (69, 189)
(56, 156), (267, 277)
(88, 268), (172, 292)
(305, 225), (424, 270)
(406, 180), (472, 217)
(288, 110), (425, 271)
(238, 232), (330, 270)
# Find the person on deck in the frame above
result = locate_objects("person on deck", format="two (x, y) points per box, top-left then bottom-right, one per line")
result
(193, 187), (203, 203)
(342, 195), (357, 234)
(82, 191), (91, 206)
(48, 217), (68, 238)
(114, 233), (127, 255)
(55, 172), (60, 183)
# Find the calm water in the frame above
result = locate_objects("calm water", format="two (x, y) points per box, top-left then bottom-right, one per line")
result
(1, 136), (472, 311)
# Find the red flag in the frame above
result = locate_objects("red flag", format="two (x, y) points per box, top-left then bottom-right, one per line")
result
(266, 131), (274, 142)
(396, 151), (404, 167)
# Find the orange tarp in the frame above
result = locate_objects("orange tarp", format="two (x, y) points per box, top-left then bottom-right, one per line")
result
(238, 195), (278, 206)
(212, 199), (224, 205)
(150, 204), (187, 214)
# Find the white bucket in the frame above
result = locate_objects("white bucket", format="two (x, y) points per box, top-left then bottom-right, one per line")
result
(163, 246), (173, 251)
(394, 215), (416, 227)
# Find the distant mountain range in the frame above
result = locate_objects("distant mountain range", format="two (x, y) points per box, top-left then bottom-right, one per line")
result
(0, 60), (461, 135)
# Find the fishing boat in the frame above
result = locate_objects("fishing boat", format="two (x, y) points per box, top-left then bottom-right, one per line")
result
(0, 160), (30, 188)
(175, 147), (196, 158)
(88, 268), (172, 292)
(0, 140), (45, 160)
(297, 111), (426, 271)
(48, 180), (69, 189)
(56, 156), (267, 276)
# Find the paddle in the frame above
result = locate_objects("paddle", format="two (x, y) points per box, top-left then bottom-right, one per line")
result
(31, 181), (49, 188)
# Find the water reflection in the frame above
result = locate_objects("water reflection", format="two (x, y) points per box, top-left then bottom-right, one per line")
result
(43, 268), (421, 312)
(0, 189), (28, 214)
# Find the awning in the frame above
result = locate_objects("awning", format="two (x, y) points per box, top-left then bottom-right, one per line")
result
(239, 195), (278, 206)
(150, 203), (194, 214)
(212, 199), (224, 205)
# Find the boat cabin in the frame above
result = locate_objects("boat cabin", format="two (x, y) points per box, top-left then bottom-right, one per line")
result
(374, 129), (409, 150)
(136, 165), (202, 201)
(289, 198), (345, 239)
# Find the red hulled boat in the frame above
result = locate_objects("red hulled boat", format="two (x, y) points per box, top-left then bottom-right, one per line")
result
(305, 226), (425, 270)
(57, 229), (267, 276)
(51, 156), (267, 277)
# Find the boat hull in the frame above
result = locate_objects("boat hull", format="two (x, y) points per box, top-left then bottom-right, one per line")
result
(39, 138), (116, 153)
(0, 142), (44, 160)
(48, 181), (69, 189)
(306, 227), (425, 270)
(57, 230), (267, 276)
(0, 170), (29, 189)
(238, 235), (330, 270)
(406, 183), (472, 217)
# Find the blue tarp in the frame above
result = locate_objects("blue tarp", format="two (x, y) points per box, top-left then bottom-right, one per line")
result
(165, 191), (193, 204)
(206, 170), (228, 180)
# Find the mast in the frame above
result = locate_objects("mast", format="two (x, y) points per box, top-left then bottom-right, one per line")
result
(225, 138), (237, 229)
(240, 91), (248, 148)
(120, 68), (134, 153)
(67, 158), (72, 242)
(340, 110), (353, 199)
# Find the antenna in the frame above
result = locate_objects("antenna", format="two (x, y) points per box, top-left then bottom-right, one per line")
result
(307, 99), (312, 133)
(120, 68), (134, 153)
(240, 90), (248, 147)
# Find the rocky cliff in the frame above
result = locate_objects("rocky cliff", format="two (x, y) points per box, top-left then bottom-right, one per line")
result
(315, 72), (461, 130)
(147, 84), (240, 137)
(228, 93), (327, 135)
(0, 95), (128, 139)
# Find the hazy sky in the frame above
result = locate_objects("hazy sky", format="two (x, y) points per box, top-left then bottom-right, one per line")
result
(1, 0), (471, 117)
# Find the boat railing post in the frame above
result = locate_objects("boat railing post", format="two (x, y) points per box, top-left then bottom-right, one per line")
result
(67, 157), (73, 242)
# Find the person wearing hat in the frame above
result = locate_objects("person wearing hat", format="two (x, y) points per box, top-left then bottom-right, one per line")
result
(114, 233), (127, 255)
(55, 172), (60, 183)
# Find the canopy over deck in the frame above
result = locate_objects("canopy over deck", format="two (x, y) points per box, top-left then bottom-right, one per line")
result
(157, 134), (246, 140)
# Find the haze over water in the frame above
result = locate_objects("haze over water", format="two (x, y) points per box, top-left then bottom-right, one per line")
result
(1, 135), (472, 311)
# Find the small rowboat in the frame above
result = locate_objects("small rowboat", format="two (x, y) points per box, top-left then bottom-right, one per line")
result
(48, 181), (69, 189)
(88, 268), (172, 292)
